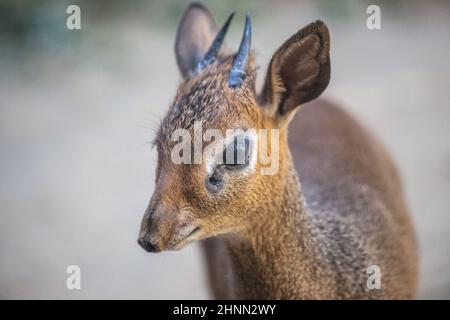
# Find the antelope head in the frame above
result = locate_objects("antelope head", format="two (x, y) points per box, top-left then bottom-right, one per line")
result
(138, 3), (330, 252)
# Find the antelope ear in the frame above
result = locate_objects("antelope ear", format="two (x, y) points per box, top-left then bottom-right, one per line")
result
(175, 3), (227, 79)
(260, 21), (330, 120)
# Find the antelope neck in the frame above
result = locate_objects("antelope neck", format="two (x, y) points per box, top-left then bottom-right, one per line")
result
(224, 163), (328, 299)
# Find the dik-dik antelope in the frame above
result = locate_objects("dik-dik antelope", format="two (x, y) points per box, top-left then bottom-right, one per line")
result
(138, 3), (417, 299)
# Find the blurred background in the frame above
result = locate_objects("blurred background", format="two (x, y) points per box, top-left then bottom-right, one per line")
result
(0, 0), (449, 299)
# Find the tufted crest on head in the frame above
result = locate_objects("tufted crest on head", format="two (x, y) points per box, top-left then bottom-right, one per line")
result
(158, 56), (257, 147)
(155, 2), (331, 155)
(155, 3), (260, 152)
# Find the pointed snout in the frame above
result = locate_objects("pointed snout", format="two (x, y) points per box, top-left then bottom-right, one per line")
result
(137, 237), (159, 253)
(137, 199), (200, 253)
(137, 205), (164, 253)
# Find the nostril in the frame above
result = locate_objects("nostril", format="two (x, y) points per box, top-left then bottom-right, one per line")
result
(138, 238), (158, 253)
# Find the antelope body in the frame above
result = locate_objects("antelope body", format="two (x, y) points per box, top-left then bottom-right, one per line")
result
(138, 3), (417, 299)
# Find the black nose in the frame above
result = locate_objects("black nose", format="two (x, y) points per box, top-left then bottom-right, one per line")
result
(138, 238), (158, 253)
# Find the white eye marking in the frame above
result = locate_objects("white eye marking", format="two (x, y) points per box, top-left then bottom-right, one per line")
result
(204, 129), (258, 176)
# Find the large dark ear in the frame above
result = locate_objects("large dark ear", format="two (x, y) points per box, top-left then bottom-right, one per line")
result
(260, 21), (330, 119)
(175, 3), (227, 79)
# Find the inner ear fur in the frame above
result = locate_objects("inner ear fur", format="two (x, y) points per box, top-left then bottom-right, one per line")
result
(260, 20), (330, 117)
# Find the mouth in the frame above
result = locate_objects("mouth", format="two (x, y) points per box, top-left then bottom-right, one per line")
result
(169, 226), (201, 250)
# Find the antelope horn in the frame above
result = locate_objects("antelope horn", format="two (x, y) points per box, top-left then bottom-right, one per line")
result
(229, 13), (251, 88)
(196, 12), (235, 73)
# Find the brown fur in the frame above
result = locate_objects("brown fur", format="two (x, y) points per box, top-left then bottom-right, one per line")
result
(138, 3), (417, 299)
(202, 100), (417, 299)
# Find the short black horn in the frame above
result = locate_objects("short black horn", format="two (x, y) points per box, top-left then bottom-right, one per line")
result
(196, 12), (235, 73)
(229, 13), (251, 88)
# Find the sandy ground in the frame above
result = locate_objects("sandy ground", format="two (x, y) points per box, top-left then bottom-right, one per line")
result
(0, 1), (449, 299)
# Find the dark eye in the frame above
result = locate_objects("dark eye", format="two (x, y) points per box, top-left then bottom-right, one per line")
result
(222, 136), (250, 169)
(207, 168), (224, 193)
